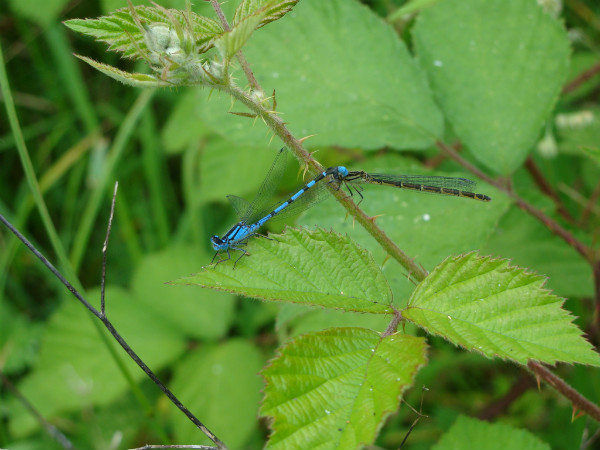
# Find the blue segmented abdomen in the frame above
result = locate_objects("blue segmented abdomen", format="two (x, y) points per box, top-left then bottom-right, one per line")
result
(211, 159), (343, 264)
(254, 171), (327, 228)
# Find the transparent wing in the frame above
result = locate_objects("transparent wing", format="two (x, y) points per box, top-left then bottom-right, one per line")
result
(359, 173), (477, 191)
(241, 147), (289, 224)
(344, 172), (491, 200)
(263, 175), (339, 224)
(226, 195), (252, 219)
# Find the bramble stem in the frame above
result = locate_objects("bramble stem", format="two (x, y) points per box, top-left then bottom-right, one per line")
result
(209, 0), (262, 92)
(528, 360), (600, 423)
(222, 82), (428, 282)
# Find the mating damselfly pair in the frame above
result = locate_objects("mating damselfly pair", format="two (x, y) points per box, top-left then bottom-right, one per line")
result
(211, 148), (491, 265)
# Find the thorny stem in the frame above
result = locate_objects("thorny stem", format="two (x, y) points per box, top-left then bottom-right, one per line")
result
(209, 0), (229, 30)
(528, 360), (600, 423)
(0, 213), (227, 450)
(223, 82), (428, 282)
(209, 0), (262, 92)
(382, 308), (403, 337)
(207, 1), (427, 282)
(174, 3), (599, 286)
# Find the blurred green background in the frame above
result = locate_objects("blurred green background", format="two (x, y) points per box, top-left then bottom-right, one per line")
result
(1, 0), (599, 449)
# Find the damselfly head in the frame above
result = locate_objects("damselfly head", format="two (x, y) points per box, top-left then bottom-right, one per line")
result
(326, 166), (349, 181)
(211, 235), (226, 251)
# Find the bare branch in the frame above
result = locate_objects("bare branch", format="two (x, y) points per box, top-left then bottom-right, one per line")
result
(0, 213), (229, 450)
(0, 372), (75, 450)
(101, 181), (119, 316)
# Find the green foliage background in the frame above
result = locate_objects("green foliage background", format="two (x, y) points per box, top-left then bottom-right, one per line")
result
(1, 0), (600, 449)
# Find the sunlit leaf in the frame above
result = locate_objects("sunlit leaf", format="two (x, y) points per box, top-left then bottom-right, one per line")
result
(74, 55), (172, 87)
(193, 0), (444, 149)
(65, 5), (222, 58)
(233, 0), (299, 28)
(404, 253), (600, 366)
(174, 228), (394, 314)
(261, 328), (427, 450)
(215, 12), (264, 59)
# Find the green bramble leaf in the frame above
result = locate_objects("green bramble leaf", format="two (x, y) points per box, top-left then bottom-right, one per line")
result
(199, 0), (444, 150)
(215, 12), (265, 59)
(403, 253), (600, 366)
(64, 5), (222, 59)
(413, 0), (569, 174)
(261, 328), (427, 450)
(432, 415), (551, 450)
(233, 0), (299, 28)
(173, 227), (394, 314)
(74, 55), (172, 87)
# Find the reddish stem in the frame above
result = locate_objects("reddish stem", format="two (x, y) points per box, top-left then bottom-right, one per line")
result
(435, 140), (592, 263)
(524, 156), (576, 224)
(562, 60), (600, 95)
(528, 360), (600, 423)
